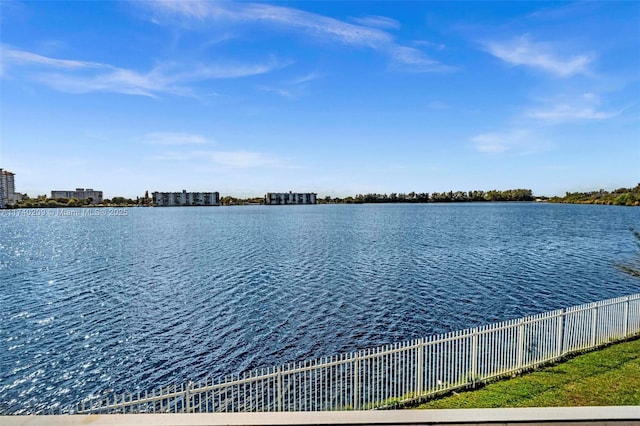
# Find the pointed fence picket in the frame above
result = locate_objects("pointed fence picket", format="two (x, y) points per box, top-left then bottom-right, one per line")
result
(75, 293), (640, 414)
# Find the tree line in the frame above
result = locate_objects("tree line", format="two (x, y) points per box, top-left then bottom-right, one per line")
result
(547, 184), (639, 206)
(11, 185), (638, 208)
(319, 189), (534, 204)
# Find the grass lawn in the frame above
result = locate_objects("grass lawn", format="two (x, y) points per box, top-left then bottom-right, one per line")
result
(417, 337), (640, 409)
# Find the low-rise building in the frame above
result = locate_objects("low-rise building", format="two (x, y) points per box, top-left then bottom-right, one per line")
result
(265, 192), (317, 205)
(152, 190), (220, 207)
(0, 169), (16, 208)
(51, 188), (103, 204)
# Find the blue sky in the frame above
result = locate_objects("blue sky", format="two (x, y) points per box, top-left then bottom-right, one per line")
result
(1, 1), (638, 198)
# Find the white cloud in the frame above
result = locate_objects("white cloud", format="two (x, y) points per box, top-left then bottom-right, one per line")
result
(1, 45), (285, 97)
(147, 1), (391, 47)
(291, 72), (320, 85)
(139, 132), (210, 146)
(471, 129), (547, 154)
(146, 1), (449, 73)
(350, 15), (401, 30)
(180, 59), (287, 80)
(258, 85), (293, 98)
(149, 0), (218, 20)
(526, 92), (621, 122)
(483, 35), (593, 77)
(258, 72), (321, 99)
(471, 132), (513, 153)
(2, 47), (106, 69)
(390, 46), (455, 73)
(527, 104), (618, 121)
(413, 40), (446, 51)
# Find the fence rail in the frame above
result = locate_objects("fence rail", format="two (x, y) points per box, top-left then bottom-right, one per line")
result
(76, 293), (640, 414)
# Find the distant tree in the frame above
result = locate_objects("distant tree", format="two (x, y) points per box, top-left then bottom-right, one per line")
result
(417, 192), (429, 202)
(111, 196), (128, 205)
(453, 191), (468, 202)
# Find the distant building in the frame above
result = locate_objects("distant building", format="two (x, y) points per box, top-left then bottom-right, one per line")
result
(51, 188), (103, 204)
(265, 192), (317, 205)
(152, 190), (220, 207)
(0, 169), (16, 208)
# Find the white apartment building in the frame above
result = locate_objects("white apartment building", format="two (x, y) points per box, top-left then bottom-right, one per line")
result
(51, 188), (103, 204)
(265, 192), (317, 205)
(152, 190), (220, 207)
(0, 169), (16, 208)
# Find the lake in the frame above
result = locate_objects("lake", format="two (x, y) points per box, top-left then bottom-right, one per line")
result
(0, 203), (638, 413)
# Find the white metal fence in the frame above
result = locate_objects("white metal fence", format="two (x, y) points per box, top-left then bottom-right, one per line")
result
(76, 293), (640, 414)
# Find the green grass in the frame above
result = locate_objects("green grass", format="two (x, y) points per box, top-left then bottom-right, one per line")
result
(417, 338), (640, 409)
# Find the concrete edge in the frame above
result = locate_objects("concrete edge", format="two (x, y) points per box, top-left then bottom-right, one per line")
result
(2, 406), (640, 425)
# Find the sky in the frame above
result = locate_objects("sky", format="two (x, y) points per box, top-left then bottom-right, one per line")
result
(0, 1), (639, 199)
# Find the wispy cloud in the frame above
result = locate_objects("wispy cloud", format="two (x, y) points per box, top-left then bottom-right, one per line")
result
(471, 129), (548, 154)
(2, 47), (105, 69)
(154, 149), (292, 169)
(482, 35), (593, 77)
(350, 15), (401, 30)
(527, 104), (618, 122)
(139, 132), (210, 146)
(526, 2), (599, 21)
(526, 93), (621, 122)
(259, 71), (322, 99)
(146, 1), (450, 73)
(291, 72), (321, 85)
(413, 40), (446, 51)
(257, 85), (294, 98)
(147, 1), (390, 47)
(390, 46), (454, 73)
(1, 45), (285, 97)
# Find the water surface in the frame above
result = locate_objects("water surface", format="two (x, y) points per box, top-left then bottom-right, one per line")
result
(0, 203), (638, 413)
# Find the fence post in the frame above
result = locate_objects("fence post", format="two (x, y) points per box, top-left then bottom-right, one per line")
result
(516, 319), (525, 370)
(185, 382), (192, 413)
(471, 329), (478, 384)
(623, 296), (629, 338)
(276, 367), (283, 412)
(353, 353), (360, 410)
(556, 309), (564, 358)
(590, 303), (598, 347)
(416, 339), (424, 396)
